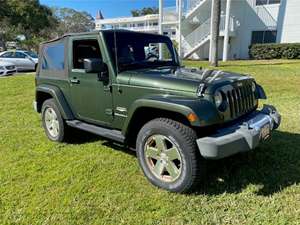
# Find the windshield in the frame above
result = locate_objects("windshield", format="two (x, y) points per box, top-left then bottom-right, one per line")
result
(104, 31), (179, 72)
(24, 51), (38, 58)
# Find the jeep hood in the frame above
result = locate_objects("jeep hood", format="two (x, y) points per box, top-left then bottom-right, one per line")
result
(125, 67), (253, 95)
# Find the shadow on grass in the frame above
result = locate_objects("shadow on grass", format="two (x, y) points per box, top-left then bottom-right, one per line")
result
(195, 130), (300, 196)
(102, 141), (137, 157)
(66, 129), (100, 144)
(66, 128), (136, 157)
(67, 129), (300, 196)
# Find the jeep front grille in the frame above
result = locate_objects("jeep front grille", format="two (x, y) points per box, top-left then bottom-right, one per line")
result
(225, 83), (257, 119)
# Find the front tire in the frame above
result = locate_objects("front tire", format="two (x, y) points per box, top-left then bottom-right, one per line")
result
(136, 118), (205, 193)
(41, 99), (66, 142)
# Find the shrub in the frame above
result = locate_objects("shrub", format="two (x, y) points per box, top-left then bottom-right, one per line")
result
(249, 43), (300, 60)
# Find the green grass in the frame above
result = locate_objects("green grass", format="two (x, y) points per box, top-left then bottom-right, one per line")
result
(0, 60), (300, 224)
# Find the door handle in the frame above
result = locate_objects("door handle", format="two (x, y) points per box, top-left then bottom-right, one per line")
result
(70, 78), (80, 84)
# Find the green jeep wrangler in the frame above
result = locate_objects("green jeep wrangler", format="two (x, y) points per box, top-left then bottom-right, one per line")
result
(34, 30), (281, 193)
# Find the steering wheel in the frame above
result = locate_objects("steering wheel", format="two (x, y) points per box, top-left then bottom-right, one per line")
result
(146, 53), (159, 61)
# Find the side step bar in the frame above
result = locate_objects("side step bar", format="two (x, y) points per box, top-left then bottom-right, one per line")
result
(66, 120), (125, 143)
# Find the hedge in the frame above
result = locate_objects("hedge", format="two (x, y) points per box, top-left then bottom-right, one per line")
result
(249, 43), (300, 59)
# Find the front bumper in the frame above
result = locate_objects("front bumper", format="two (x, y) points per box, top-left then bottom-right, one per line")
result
(197, 105), (281, 159)
(0, 69), (17, 76)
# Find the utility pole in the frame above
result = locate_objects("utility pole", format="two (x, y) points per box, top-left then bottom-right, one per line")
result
(159, 0), (164, 59)
(223, 0), (232, 62)
(209, 0), (221, 67)
(178, 0), (182, 58)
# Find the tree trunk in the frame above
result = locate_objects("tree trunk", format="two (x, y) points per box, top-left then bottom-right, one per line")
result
(0, 34), (6, 51)
(210, 0), (221, 67)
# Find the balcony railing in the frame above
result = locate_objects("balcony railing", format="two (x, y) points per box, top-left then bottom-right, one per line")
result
(182, 15), (236, 55)
(187, 0), (205, 13)
(126, 26), (159, 32)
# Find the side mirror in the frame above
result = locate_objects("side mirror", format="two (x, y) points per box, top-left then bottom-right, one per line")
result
(84, 58), (105, 73)
(83, 58), (109, 82)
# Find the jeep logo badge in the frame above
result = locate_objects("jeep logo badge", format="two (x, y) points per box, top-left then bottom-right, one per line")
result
(237, 82), (243, 87)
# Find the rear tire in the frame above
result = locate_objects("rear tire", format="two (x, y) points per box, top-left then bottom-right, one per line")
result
(136, 118), (205, 193)
(41, 99), (67, 142)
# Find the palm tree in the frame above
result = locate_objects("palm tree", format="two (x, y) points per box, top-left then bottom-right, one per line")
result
(210, 0), (221, 67)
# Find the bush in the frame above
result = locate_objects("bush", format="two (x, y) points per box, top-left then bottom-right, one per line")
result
(249, 43), (300, 60)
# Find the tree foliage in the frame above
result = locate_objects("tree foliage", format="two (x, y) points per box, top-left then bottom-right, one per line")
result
(0, 1), (94, 51)
(0, 0), (57, 50)
(52, 7), (95, 36)
(5, 0), (56, 36)
(131, 7), (159, 17)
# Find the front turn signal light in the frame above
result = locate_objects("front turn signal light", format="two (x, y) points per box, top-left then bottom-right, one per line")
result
(187, 113), (198, 123)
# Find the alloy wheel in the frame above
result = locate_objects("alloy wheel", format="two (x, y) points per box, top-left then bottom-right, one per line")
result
(144, 134), (182, 182)
(44, 107), (60, 138)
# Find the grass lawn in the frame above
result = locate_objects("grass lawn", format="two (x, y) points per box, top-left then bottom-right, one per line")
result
(0, 60), (300, 224)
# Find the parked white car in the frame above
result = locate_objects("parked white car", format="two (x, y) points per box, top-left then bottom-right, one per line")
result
(0, 61), (17, 77)
(0, 50), (38, 71)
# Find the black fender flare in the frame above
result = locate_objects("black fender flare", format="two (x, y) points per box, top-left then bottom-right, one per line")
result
(122, 95), (221, 135)
(36, 84), (74, 120)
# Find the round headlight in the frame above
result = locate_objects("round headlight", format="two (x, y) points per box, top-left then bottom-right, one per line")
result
(251, 81), (256, 92)
(214, 91), (223, 108)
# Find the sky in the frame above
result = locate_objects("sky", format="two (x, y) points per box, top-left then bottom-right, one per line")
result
(40, 0), (176, 19)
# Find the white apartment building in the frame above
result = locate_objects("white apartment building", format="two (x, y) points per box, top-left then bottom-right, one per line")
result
(95, 7), (178, 40)
(95, 0), (300, 60)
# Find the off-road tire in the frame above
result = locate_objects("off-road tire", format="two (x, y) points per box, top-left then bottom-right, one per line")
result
(136, 118), (205, 193)
(41, 98), (67, 142)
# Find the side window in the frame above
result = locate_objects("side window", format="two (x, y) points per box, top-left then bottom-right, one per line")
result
(0, 52), (14, 58)
(72, 39), (102, 69)
(42, 42), (65, 71)
(15, 52), (26, 58)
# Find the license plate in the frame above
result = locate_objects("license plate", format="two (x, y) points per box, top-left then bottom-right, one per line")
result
(260, 124), (270, 140)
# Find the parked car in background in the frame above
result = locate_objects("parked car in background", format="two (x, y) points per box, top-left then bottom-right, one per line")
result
(0, 61), (17, 77)
(0, 50), (38, 71)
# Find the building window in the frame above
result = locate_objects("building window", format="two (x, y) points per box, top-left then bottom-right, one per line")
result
(137, 23), (144, 27)
(251, 30), (277, 44)
(172, 31), (176, 35)
(163, 32), (169, 36)
(256, 0), (281, 6)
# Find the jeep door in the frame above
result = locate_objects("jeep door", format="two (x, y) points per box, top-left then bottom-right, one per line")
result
(68, 36), (113, 126)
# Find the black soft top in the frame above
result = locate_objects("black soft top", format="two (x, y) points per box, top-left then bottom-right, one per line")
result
(41, 29), (166, 45)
